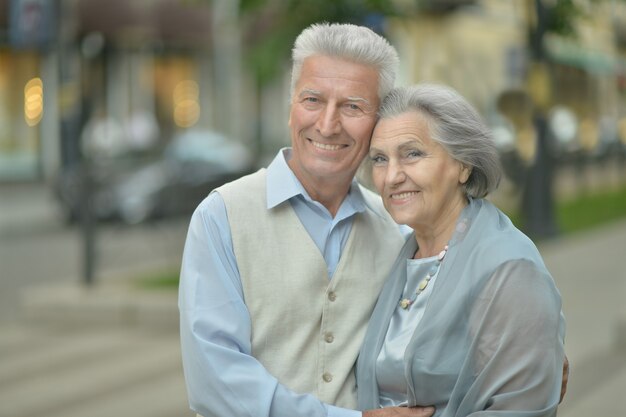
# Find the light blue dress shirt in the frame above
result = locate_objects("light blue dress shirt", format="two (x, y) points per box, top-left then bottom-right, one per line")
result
(179, 148), (377, 417)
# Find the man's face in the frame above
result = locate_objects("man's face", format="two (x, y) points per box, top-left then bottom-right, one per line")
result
(288, 55), (380, 188)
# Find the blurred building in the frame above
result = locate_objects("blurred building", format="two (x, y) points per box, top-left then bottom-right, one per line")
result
(1, 0), (625, 186)
(0, 0), (247, 182)
(389, 1), (524, 114)
(391, 0), (626, 120)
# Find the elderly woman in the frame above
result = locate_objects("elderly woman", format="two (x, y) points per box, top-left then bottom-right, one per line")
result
(357, 84), (565, 416)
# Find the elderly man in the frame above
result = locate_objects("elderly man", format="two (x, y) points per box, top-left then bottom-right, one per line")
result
(178, 22), (431, 417)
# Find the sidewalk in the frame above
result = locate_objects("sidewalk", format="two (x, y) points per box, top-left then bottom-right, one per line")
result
(0, 181), (63, 234)
(537, 219), (626, 417)
(1, 182), (192, 417)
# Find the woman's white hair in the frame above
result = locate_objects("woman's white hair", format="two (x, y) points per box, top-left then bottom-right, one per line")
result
(291, 22), (399, 101)
(378, 83), (502, 198)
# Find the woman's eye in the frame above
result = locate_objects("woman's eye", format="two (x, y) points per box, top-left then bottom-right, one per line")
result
(370, 155), (387, 164)
(304, 97), (318, 103)
(406, 150), (423, 158)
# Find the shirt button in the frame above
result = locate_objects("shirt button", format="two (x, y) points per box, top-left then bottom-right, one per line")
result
(322, 372), (333, 383)
(328, 291), (336, 302)
(324, 333), (334, 343)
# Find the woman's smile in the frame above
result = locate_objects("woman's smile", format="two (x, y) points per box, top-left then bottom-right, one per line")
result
(389, 191), (419, 202)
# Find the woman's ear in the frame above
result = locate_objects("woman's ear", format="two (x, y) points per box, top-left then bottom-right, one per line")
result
(459, 164), (471, 184)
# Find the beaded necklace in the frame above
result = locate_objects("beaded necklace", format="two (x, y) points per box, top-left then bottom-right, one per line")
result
(397, 213), (471, 310)
(398, 244), (448, 310)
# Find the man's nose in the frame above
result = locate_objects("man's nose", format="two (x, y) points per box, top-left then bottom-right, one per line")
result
(316, 105), (341, 137)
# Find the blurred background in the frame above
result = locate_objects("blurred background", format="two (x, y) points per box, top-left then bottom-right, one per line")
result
(0, 0), (625, 416)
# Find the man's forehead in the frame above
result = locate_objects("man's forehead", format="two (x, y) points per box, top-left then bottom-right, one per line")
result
(298, 56), (378, 82)
(297, 88), (372, 102)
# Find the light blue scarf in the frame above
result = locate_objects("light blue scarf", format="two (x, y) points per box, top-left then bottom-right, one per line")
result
(357, 198), (565, 416)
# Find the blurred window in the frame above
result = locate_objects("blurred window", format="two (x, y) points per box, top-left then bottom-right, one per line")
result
(0, 48), (41, 180)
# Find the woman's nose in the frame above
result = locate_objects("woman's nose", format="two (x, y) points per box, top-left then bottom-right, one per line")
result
(386, 161), (406, 186)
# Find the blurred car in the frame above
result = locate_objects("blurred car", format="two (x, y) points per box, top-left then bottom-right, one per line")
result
(54, 129), (255, 224)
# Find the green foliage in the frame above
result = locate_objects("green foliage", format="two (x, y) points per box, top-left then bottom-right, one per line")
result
(136, 270), (180, 289)
(546, 0), (585, 38)
(504, 184), (626, 237)
(239, 0), (399, 85)
(557, 184), (626, 234)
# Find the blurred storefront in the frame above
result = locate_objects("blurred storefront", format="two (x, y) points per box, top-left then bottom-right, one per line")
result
(387, 0), (626, 158)
(0, 0), (246, 183)
(0, 48), (43, 180)
(1, 0), (625, 186)
(0, 0), (52, 180)
(546, 2), (626, 159)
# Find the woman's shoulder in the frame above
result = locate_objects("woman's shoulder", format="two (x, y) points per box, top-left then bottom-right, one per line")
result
(472, 200), (542, 258)
(455, 200), (548, 282)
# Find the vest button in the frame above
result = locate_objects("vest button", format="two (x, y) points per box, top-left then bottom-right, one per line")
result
(322, 372), (333, 383)
(324, 332), (334, 343)
(328, 291), (336, 302)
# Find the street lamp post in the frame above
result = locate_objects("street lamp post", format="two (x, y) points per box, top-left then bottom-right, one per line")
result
(522, 0), (559, 239)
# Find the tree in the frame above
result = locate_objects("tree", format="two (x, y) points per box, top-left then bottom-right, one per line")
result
(238, 0), (398, 86)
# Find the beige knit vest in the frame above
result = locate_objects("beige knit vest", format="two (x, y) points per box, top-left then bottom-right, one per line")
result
(216, 169), (403, 409)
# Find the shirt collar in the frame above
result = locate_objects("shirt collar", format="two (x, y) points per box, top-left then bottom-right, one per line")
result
(266, 147), (367, 215)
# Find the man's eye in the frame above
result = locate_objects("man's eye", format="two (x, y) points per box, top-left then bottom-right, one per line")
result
(304, 97), (319, 103)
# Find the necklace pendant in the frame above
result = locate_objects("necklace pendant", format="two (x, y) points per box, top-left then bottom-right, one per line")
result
(399, 298), (412, 309)
(437, 247), (448, 262)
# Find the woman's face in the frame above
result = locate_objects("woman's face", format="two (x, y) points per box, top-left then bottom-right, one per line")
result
(369, 111), (470, 231)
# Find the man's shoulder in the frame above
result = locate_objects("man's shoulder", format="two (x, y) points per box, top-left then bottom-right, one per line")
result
(212, 168), (268, 214)
(217, 168), (266, 194)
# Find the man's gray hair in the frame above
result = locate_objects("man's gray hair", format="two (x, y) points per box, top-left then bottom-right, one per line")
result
(378, 84), (502, 198)
(291, 22), (399, 101)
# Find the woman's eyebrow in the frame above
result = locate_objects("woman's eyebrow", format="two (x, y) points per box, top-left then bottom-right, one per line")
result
(397, 139), (422, 151)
